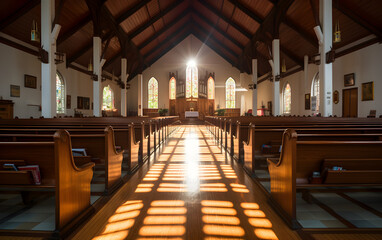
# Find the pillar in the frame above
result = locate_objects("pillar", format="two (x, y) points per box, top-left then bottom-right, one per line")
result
(319, 0), (333, 116)
(138, 74), (143, 116)
(93, 37), (102, 117)
(41, 0), (57, 118)
(304, 55), (309, 112)
(121, 58), (127, 117)
(252, 59), (258, 116)
(272, 39), (280, 116)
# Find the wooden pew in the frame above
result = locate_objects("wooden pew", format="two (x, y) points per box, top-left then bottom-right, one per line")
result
(267, 129), (382, 229)
(0, 130), (95, 234)
(0, 126), (126, 194)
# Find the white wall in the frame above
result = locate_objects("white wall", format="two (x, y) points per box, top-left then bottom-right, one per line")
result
(134, 35), (250, 112)
(256, 43), (381, 117)
(0, 42), (122, 118)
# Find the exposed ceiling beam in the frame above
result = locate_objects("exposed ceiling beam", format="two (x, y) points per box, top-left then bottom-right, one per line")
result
(129, 0), (185, 40)
(197, 0), (252, 39)
(145, 30), (191, 69)
(333, 0), (382, 40)
(0, 0), (40, 31)
(192, 10), (244, 49)
(227, 0), (263, 24)
(138, 8), (191, 49)
(116, 0), (152, 24)
(283, 17), (318, 48)
(57, 15), (91, 44)
(192, 30), (238, 69)
(196, 25), (239, 60)
(103, 52), (121, 70)
(280, 45), (304, 66)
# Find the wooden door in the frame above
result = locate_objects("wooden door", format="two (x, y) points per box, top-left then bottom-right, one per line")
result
(343, 88), (358, 117)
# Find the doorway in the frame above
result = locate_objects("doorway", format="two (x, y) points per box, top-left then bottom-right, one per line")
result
(342, 88), (358, 117)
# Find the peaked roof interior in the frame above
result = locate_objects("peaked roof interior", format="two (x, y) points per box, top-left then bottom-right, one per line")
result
(0, 0), (381, 84)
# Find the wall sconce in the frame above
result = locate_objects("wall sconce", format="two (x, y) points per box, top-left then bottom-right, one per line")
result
(248, 84), (256, 90)
(275, 75), (281, 82)
(334, 20), (341, 43)
(31, 20), (40, 42)
(126, 83), (130, 90)
(91, 74), (98, 81)
(281, 58), (286, 73)
(88, 61), (93, 72)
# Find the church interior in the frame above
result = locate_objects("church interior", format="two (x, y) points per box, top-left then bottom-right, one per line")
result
(0, 0), (382, 239)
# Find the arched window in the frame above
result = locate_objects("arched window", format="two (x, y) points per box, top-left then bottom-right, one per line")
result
(103, 85), (114, 110)
(283, 82), (291, 114)
(148, 77), (158, 109)
(186, 64), (198, 98)
(169, 77), (176, 100)
(208, 77), (215, 99)
(311, 73), (320, 113)
(225, 77), (235, 108)
(56, 71), (65, 114)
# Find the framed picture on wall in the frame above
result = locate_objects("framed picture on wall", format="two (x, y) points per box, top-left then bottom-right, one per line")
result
(10, 85), (20, 97)
(305, 93), (310, 110)
(333, 90), (339, 104)
(77, 96), (83, 109)
(344, 73), (355, 87)
(83, 97), (90, 110)
(24, 74), (37, 89)
(362, 82), (374, 101)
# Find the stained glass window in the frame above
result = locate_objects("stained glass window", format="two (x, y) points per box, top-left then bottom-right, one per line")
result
(169, 77), (176, 100)
(283, 83), (291, 114)
(225, 77), (235, 108)
(148, 77), (158, 109)
(208, 77), (214, 99)
(102, 85), (113, 110)
(186, 64), (198, 98)
(311, 73), (320, 113)
(56, 72), (65, 114)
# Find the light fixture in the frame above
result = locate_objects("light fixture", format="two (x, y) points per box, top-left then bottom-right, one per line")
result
(187, 59), (196, 67)
(31, 20), (40, 42)
(334, 19), (341, 43)
(281, 58), (286, 73)
(88, 59), (93, 72)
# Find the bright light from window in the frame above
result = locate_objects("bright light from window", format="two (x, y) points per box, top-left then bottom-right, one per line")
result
(187, 59), (196, 67)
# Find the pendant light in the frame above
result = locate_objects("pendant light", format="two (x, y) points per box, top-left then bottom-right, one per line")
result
(31, 20), (40, 42)
(281, 58), (287, 73)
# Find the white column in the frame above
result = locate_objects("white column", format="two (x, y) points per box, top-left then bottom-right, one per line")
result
(121, 58), (127, 117)
(252, 58), (258, 116)
(93, 37), (102, 117)
(304, 55), (309, 113)
(138, 74), (143, 116)
(319, 0), (333, 116)
(41, 0), (57, 118)
(272, 39), (280, 116)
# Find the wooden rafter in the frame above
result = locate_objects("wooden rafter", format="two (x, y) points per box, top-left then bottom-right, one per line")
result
(0, 0), (40, 31)
(57, 15), (91, 44)
(138, 9), (191, 49)
(197, 0), (252, 39)
(192, 10), (244, 49)
(192, 30), (238, 69)
(103, 52), (120, 70)
(227, 0), (264, 24)
(333, 0), (382, 40)
(128, 0), (185, 40)
(283, 17), (318, 48)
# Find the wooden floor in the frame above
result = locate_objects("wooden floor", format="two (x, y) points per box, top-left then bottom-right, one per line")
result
(71, 125), (301, 240)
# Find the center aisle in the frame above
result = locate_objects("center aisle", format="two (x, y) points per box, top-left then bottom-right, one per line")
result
(73, 125), (301, 240)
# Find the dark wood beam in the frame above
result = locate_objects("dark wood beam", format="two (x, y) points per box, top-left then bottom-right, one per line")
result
(309, 0), (320, 27)
(280, 45), (304, 66)
(196, 26), (239, 59)
(192, 10), (244, 49)
(283, 17), (318, 48)
(85, 0), (105, 37)
(129, 0), (185, 39)
(146, 31), (191, 69)
(57, 15), (91, 44)
(0, 0), (40, 31)
(116, 0), (152, 24)
(103, 52), (121, 70)
(197, 0), (252, 39)
(192, 31), (238, 69)
(138, 9), (191, 49)
(53, 0), (67, 29)
(227, 0), (263, 24)
(333, 0), (382, 40)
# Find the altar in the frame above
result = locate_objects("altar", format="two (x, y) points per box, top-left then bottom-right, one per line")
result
(185, 111), (199, 118)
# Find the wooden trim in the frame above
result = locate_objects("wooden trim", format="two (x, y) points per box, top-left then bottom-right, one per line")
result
(0, 36), (38, 56)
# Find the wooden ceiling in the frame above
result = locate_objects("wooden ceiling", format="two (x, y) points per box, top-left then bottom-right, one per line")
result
(0, 0), (381, 83)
